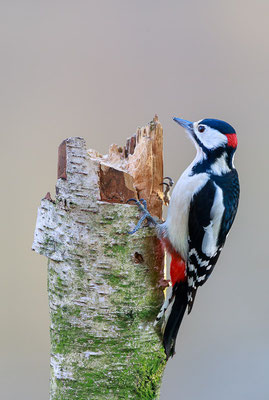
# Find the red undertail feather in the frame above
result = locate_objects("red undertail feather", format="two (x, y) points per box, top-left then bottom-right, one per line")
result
(170, 253), (186, 286)
(160, 239), (187, 358)
(160, 238), (186, 286)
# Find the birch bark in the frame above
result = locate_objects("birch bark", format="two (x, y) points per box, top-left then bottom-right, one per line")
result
(33, 117), (167, 399)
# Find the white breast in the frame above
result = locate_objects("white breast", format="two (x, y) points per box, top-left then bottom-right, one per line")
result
(164, 167), (209, 261)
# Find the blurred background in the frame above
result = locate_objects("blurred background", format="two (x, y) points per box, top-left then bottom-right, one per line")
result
(1, 1), (269, 399)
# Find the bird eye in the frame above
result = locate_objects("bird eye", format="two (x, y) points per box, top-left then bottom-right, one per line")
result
(198, 125), (205, 133)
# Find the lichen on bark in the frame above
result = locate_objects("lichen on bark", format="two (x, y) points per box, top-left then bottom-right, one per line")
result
(33, 120), (167, 399)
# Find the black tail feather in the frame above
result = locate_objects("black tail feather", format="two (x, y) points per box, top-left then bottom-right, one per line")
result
(163, 281), (188, 359)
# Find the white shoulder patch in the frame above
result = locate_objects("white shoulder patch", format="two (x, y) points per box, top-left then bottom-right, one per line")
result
(202, 184), (225, 257)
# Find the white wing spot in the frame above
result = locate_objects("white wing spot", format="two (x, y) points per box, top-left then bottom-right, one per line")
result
(188, 277), (194, 287)
(189, 248), (210, 267)
(188, 263), (196, 272)
(197, 274), (206, 282)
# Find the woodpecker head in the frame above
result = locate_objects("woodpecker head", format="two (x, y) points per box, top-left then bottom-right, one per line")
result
(173, 117), (237, 155)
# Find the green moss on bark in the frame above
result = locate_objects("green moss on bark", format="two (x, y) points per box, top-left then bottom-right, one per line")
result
(46, 202), (166, 399)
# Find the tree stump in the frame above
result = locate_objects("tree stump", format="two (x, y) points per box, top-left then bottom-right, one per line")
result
(32, 116), (167, 399)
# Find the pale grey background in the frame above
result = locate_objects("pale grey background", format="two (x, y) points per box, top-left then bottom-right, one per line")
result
(1, 1), (268, 399)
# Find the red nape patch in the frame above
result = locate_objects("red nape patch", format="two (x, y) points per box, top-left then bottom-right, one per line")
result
(226, 133), (237, 148)
(170, 253), (186, 286)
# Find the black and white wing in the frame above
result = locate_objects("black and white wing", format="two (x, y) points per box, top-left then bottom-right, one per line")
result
(187, 171), (239, 313)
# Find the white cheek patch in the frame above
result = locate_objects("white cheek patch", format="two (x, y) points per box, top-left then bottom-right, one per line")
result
(196, 126), (228, 150)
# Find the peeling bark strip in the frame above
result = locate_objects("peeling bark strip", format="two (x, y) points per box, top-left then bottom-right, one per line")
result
(33, 118), (166, 399)
(58, 140), (67, 180)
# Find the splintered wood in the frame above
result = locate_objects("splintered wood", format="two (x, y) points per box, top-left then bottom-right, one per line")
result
(87, 115), (164, 218)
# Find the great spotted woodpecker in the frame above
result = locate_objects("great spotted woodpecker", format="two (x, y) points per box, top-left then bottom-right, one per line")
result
(128, 117), (240, 359)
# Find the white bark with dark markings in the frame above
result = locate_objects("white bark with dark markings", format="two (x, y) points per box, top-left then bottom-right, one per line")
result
(33, 118), (167, 399)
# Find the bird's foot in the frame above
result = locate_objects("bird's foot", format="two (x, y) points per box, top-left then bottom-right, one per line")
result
(160, 177), (174, 206)
(127, 198), (158, 234)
